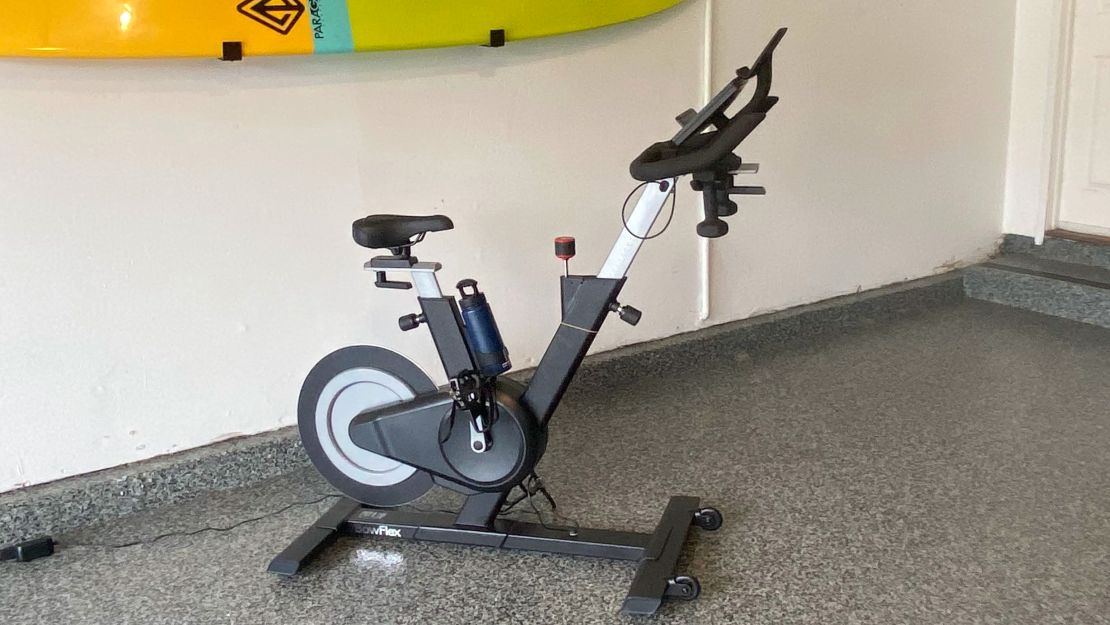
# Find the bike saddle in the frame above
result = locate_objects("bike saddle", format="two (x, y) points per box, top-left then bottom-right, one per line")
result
(353, 214), (454, 250)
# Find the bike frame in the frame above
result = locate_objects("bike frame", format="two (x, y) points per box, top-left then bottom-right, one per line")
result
(380, 180), (675, 426)
(523, 181), (673, 425)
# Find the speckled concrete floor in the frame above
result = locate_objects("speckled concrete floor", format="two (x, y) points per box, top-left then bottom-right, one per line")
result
(2, 300), (1109, 625)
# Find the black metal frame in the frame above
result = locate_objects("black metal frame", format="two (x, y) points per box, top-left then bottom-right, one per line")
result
(413, 274), (626, 424)
(418, 295), (476, 379)
(269, 495), (708, 616)
(521, 275), (626, 425)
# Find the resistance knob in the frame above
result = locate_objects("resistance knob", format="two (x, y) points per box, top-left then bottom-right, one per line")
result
(555, 236), (576, 276)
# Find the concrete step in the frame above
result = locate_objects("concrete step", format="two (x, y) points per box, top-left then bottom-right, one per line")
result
(964, 253), (1110, 329)
(1003, 233), (1110, 270)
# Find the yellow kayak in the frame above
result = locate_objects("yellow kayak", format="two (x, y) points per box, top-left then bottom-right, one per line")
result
(1, 0), (687, 58)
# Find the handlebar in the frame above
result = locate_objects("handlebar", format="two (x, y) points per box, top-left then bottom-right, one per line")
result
(630, 112), (766, 182)
(629, 28), (786, 182)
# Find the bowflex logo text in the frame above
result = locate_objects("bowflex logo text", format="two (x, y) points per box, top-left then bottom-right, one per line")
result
(370, 525), (403, 538)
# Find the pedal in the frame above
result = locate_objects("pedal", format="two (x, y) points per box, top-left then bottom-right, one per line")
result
(450, 375), (495, 454)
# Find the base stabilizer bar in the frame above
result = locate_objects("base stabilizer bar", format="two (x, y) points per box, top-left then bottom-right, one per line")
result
(268, 495), (721, 616)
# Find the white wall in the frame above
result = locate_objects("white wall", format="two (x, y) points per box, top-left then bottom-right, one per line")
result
(708, 0), (1016, 319)
(0, 1), (1016, 492)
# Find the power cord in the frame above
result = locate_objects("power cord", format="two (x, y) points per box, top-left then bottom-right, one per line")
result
(10, 482), (581, 558)
(500, 474), (580, 536)
(61, 493), (341, 550)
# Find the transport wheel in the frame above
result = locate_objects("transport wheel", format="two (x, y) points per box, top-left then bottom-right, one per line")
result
(667, 575), (701, 600)
(694, 507), (723, 531)
(298, 346), (436, 507)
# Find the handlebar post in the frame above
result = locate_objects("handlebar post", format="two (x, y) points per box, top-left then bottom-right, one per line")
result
(716, 173), (738, 216)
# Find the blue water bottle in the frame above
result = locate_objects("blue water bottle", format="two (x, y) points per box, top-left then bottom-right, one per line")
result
(456, 279), (511, 377)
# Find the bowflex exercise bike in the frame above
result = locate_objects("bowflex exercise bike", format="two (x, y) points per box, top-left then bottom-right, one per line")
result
(270, 28), (786, 616)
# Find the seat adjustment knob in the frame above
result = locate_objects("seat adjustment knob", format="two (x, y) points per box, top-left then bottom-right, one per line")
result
(398, 313), (426, 332)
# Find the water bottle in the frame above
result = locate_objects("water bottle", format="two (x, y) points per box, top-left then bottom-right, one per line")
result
(456, 279), (511, 377)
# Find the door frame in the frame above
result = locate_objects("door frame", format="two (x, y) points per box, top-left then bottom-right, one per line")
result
(1003, 0), (1077, 244)
(1044, 0), (1077, 237)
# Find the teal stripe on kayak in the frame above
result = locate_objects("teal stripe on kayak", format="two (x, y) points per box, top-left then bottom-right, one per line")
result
(310, 0), (354, 54)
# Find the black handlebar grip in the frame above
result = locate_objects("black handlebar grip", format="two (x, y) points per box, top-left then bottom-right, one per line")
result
(629, 112), (766, 181)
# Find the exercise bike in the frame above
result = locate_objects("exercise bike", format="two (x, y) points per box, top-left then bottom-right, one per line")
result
(270, 28), (787, 616)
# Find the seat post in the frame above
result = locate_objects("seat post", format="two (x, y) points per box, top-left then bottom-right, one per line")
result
(408, 263), (445, 298)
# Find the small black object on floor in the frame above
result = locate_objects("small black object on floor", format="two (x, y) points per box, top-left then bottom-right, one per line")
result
(269, 496), (722, 616)
(0, 536), (55, 563)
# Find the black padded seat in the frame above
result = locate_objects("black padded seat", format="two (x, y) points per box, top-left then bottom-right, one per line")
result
(352, 214), (454, 249)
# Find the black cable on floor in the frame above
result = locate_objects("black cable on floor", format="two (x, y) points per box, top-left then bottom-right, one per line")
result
(63, 493), (341, 550)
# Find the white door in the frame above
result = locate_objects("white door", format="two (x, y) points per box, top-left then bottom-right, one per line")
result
(1058, 0), (1110, 236)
